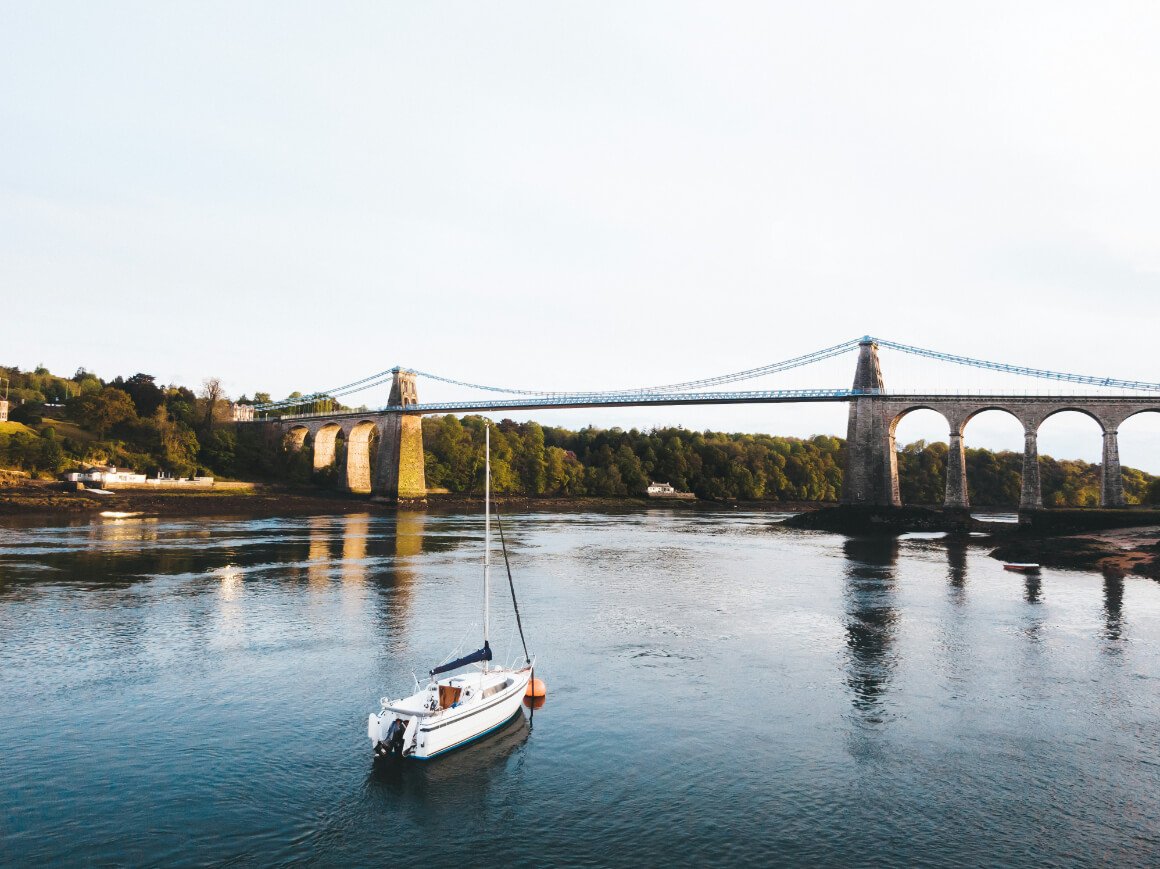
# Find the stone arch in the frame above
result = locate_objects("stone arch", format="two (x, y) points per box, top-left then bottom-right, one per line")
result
(313, 423), (343, 472)
(960, 408), (1027, 509)
(962, 405), (1033, 432)
(1033, 409), (1108, 507)
(1033, 406), (1109, 432)
(285, 425), (310, 451)
(888, 406), (954, 506)
(345, 420), (379, 494)
(888, 405), (953, 440)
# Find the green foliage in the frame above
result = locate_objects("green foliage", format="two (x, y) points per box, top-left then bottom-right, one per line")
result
(110, 373), (164, 417)
(422, 419), (1160, 506)
(68, 387), (138, 437)
(0, 426), (67, 475)
(423, 417), (845, 501)
(0, 363), (251, 480)
(895, 440), (1156, 507)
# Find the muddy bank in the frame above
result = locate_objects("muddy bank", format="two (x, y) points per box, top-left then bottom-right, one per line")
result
(990, 526), (1160, 579)
(782, 504), (1160, 578)
(782, 505), (983, 534)
(423, 494), (824, 514)
(0, 479), (829, 520)
(0, 481), (388, 520)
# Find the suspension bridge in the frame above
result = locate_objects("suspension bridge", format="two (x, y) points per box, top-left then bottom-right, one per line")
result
(245, 337), (1160, 509)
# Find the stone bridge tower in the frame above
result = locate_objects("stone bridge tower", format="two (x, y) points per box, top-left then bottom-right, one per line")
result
(841, 338), (895, 505)
(374, 369), (427, 503)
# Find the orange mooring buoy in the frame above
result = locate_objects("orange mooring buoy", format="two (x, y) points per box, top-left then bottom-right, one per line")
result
(525, 677), (547, 699)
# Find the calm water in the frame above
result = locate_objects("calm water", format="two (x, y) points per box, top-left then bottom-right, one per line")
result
(2, 510), (1160, 867)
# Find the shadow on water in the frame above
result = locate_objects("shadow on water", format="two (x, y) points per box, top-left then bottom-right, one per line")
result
(1023, 573), (1042, 605)
(842, 537), (900, 725)
(945, 535), (968, 605)
(364, 710), (530, 806)
(1102, 569), (1125, 653)
(1019, 569), (1046, 646)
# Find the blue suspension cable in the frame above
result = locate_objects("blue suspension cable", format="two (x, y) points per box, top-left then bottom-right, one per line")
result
(870, 338), (1160, 392)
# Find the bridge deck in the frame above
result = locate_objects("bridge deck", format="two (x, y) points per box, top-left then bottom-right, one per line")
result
(257, 391), (1160, 422)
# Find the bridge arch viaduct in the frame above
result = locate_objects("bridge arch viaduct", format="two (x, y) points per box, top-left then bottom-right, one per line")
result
(842, 342), (1160, 509)
(259, 343), (1160, 509)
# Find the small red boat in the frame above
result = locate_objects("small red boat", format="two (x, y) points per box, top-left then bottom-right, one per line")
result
(1003, 563), (1041, 573)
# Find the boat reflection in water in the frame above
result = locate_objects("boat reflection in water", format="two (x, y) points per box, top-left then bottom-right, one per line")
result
(367, 708), (530, 797)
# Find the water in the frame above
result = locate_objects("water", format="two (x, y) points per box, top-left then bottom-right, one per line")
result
(2, 510), (1160, 867)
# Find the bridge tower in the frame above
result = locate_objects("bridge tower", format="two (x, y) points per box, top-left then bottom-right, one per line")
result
(373, 369), (427, 503)
(841, 338), (899, 506)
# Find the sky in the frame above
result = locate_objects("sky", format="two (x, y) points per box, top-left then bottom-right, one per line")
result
(3, 2), (1160, 468)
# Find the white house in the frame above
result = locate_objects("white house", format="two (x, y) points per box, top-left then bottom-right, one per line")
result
(647, 481), (677, 496)
(63, 466), (147, 486)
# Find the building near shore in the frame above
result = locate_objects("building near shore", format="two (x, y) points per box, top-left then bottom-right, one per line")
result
(64, 466), (147, 486)
(0, 399), (8, 422)
(62, 466), (217, 489)
(647, 481), (695, 499)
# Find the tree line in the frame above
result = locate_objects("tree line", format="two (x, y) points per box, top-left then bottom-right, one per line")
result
(424, 415), (1160, 507)
(0, 364), (267, 479)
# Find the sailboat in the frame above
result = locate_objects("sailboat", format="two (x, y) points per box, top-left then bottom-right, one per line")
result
(368, 425), (534, 760)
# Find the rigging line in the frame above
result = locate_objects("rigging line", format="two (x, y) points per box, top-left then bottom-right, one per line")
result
(436, 621), (477, 670)
(492, 499), (531, 666)
(872, 338), (1160, 392)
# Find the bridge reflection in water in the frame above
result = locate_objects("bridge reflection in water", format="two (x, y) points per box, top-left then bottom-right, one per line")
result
(842, 537), (900, 724)
(838, 532), (1145, 724)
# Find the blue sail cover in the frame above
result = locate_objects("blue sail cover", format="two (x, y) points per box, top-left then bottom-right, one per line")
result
(431, 642), (492, 676)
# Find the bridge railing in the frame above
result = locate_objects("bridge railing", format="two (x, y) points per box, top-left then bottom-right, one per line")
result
(250, 386), (1160, 422)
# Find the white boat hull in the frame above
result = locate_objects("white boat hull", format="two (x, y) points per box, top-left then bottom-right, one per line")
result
(369, 667), (531, 760)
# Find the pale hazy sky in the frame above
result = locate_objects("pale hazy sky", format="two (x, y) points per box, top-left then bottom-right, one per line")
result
(4, 3), (1159, 467)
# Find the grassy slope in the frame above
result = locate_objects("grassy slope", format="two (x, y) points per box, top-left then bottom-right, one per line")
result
(37, 418), (97, 442)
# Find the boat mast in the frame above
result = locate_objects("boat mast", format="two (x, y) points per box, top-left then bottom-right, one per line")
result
(484, 424), (490, 672)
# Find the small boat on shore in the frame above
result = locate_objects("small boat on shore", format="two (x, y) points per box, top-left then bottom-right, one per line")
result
(1003, 562), (1041, 573)
(368, 425), (536, 761)
(99, 511), (143, 519)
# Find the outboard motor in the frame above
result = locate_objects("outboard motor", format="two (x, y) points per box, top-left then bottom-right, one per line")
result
(373, 718), (408, 758)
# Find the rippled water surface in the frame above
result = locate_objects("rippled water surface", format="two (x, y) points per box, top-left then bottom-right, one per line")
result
(3, 510), (1160, 866)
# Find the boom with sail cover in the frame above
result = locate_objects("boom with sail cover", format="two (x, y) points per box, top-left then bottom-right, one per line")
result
(431, 642), (492, 676)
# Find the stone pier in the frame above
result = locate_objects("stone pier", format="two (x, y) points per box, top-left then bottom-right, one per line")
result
(944, 430), (969, 509)
(1020, 430), (1042, 509)
(1101, 429), (1125, 508)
